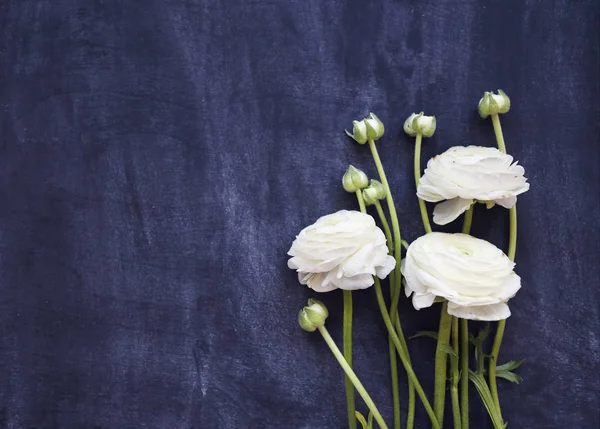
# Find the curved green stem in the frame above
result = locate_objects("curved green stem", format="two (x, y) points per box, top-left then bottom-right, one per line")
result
(451, 317), (462, 429)
(373, 203), (401, 429)
(318, 326), (389, 429)
(433, 302), (452, 427)
(344, 290), (356, 429)
(365, 197), (400, 429)
(414, 133), (433, 233)
(374, 278), (440, 429)
(488, 114), (518, 420)
(374, 201), (393, 254)
(460, 319), (469, 429)
(368, 139), (415, 428)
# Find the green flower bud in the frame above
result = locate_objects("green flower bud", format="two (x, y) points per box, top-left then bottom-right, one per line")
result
(362, 179), (386, 205)
(342, 165), (369, 193)
(478, 89), (510, 118)
(363, 112), (385, 141)
(298, 298), (329, 332)
(345, 119), (368, 144)
(403, 112), (437, 138)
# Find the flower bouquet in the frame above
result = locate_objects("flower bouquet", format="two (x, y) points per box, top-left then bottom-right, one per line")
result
(288, 90), (529, 429)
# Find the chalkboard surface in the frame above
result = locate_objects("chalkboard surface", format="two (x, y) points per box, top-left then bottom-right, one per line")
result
(0, 1), (598, 428)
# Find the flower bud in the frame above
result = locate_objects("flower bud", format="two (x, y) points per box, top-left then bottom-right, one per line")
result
(363, 113), (385, 141)
(404, 112), (437, 137)
(478, 89), (510, 119)
(345, 119), (368, 144)
(362, 179), (386, 205)
(298, 298), (329, 332)
(342, 165), (369, 193)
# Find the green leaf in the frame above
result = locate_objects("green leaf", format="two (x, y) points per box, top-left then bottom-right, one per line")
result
(496, 360), (524, 372)
(410, 331), (439, 340)
(441, 343), (458, 358)
(496, 370), (523, 384)
(477, 323), (491, 343)
(469, 370), (506, 429)
(367, 411), (374, 429)
(355, 411), (367, 429)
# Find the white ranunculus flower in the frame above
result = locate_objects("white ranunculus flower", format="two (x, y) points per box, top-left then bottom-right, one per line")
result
(288, 210), (396, 292)
(402, 232), (521, 321)
(417, 146), (530, 225)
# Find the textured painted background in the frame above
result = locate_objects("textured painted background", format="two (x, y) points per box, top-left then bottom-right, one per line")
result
(0, 0), (598, 428)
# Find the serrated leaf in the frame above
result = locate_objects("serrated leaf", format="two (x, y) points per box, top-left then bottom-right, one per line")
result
(496, 370), (523, 384)
(410, 331), (439, 340)
(496, 360), (524, 372)
(355, 411), (367, 429)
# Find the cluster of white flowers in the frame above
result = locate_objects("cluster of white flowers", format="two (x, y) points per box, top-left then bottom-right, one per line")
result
(289, 102), (528, 322)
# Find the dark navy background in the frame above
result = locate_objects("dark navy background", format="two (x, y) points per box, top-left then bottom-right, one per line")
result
(0, 1), (598, 428)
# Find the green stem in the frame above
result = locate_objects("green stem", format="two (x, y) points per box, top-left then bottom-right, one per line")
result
(369, 139), (415, 429)
(343, 289), (356, 429)
(460, 319), (469, 429)
(365, 197), (400, 429)
(356, 190), (367, 213)
(374, 278), (440, 429)
(318, 326), (389, 429)
(433, 302), (452, 428)
(374, 201), (393, 254)
(451, 317), (462, 429)
(461, 206), (474, 234)
(488, 113), (518, 420)
(414, 133), (433, 233)
(491, 114), (506, 153)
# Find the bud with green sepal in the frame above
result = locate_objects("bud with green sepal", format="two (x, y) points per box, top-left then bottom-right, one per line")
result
(363, 113), (384, 141)
(342, 165), (369, 193)
(362, 179), (386, 206)
(345, 119), (368, 145)
(298, 298), (329, 332)
(404, 112), (437, 138)
(478, 89), (510, 119)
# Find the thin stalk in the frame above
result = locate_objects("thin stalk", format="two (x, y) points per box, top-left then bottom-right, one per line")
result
(451, 317), (462, 429)
(374, 278), (440, 429)
(461, 206), (474, 234)
(460, 204), (474, 429)
(356, 190), (367, 213)
(414, 133), (432, 233)
(318, 326), (389, 429)
(368, 139), (415, 427)
(343, 289), (356, 429)
(488, 113), (518, 419)
(433, 302), (452, 428)
(364, 197), (400, 429)
(460, 319), (469, 429)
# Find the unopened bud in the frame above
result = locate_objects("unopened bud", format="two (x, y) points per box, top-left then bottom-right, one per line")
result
(298, 298), (329, 332)
(404, 112), (437, 138)
(478, 89), (510, 119)
(362, 179), (386, 205)
(342, 165), (369, 193)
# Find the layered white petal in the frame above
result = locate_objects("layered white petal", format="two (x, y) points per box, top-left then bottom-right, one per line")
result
(417, 146), (529, 225)
(432, 198), (474, 225)
(402, 232), (521, 321)
(288, 210), (395, 292)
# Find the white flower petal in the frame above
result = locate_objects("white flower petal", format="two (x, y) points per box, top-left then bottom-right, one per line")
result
(432, 198), (474, 225)
(287, 210), (391, 292)
(402, 232), (522, 321)
(495, 196), (517, 209)
(412, 293), (436, 310)
(375, 255), (396, 279)
(447, 302), (511, 321)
